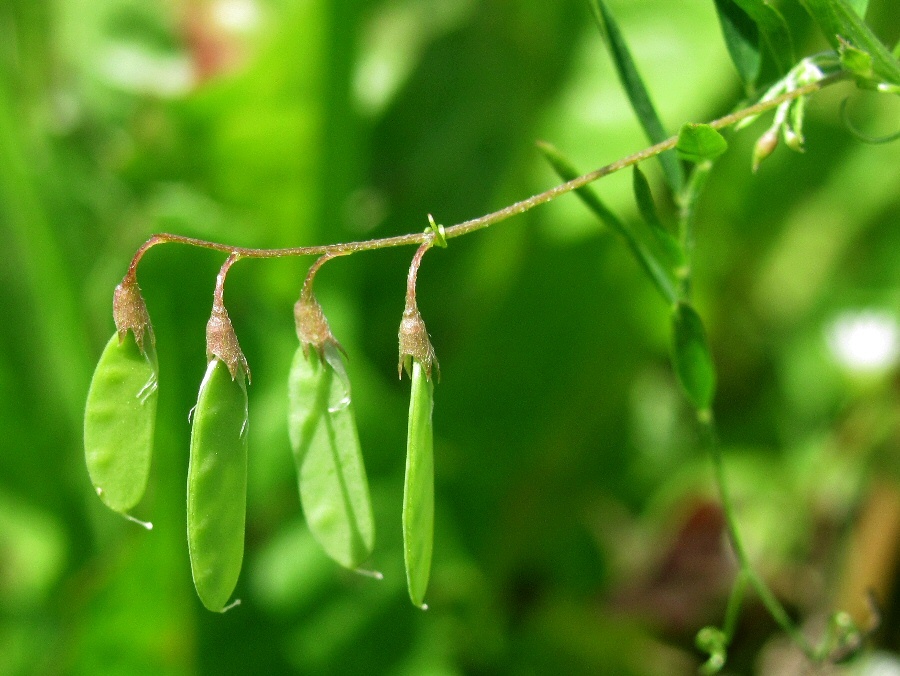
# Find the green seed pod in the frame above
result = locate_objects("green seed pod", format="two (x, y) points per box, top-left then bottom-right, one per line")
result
(670, 302), (716, 412)
(287, 344), (374, 569)
(403, 359), (435, 609)
(84, 331), (158, 515)
(187, 358), (248, 612)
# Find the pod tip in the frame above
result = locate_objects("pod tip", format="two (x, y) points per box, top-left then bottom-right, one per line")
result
(219, 599), (242, 613)
(123, 513), (153, 530)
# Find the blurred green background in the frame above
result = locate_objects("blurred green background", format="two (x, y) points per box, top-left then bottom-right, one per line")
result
(2, 0), (899, 674)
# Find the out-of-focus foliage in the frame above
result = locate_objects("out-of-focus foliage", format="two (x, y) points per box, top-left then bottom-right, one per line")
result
(1, 0), (899, 674)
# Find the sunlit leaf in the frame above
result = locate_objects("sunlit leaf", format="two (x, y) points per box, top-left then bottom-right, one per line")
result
(732, 0), (795, 74)
(844, 0), (869, 18)
(713, 0), (762, 87)
(798, 0), (900, 87)
(676, 123), (729, 163)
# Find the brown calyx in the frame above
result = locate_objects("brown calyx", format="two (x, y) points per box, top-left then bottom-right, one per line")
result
(206, 304), (250, 382)
(294, 293), (346, 360)
(398, 303), (438, 381)
(113, 277), (154, 353)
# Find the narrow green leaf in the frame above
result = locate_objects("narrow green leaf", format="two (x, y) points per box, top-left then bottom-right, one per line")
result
(403, 360), (434, 609)
(670, 303), (716, 411)
(536, 141), (624, 235)
(84, 332), (158, 514)
(187, 359), (248, 612)
(712, 0), (762, 86)
(632, 165), (662, 231)
(798, 0), (900, 87)
(287, 345), (375, 569)
(676, 123), (729, 163)
(588, 0), (684, 193)
(845, 0), (870, 17)
(632, 166), (685, 269)
(732, 0), (795, 74)
(538, 142), (679, 304)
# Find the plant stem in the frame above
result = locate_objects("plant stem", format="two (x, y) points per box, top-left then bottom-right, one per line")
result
(123, 73), (845, 277)
(404, 242), (432, 309)
(699, 415), (815, 658)
(213, 253), (241, 310)
(301, 252), (346, 302)
(722, 570), (748, 642)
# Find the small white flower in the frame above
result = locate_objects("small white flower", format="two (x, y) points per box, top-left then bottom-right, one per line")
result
(826, 310), (899, 373)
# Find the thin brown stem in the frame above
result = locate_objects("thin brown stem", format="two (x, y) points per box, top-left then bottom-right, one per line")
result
(301, 252), (347, 302)
(405, 242), (432, 309)
(213, 253), (242, 309)
(124, 72), (845, 277)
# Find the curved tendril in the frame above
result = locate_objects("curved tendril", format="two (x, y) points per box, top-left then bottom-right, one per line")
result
(840, 97), (900, 144)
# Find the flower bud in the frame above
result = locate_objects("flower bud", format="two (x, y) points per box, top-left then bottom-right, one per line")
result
(751, 128), (779, 173)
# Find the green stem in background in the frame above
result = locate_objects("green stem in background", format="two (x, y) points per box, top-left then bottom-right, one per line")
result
(699, 415), (816, 659)
(676, 162), (715, 298)
(722, 570), (748, 642)
(673, 137), (817, 662)
(121, 73), (844, 279)
(537, 141), (681, 306)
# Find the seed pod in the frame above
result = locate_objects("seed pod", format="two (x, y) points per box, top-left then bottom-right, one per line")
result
(403, 359), (435, 608)
(187, 359), (248, 612)
(670, 302), (716, 411)
(84, 331), (158, 514)
(287, 343), (374, 569)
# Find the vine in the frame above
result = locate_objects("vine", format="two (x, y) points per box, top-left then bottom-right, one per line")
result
(83, 0), (900, 671)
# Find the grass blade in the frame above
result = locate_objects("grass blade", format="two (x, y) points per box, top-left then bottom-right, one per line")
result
(845, 0), (869, 17)
(587, 0), (684, 194)
(632, 165), (685, 271)
(733, 0), (795, 74)
(538, 142), (679, 305)
(798, 0), (900, 87)
(713, 0), (763, 87)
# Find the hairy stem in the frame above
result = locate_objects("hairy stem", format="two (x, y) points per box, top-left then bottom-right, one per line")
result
(405, 242), (432, 310)
(301, 252), (347, 302)
(123, 73), (844, 277)
(213, 253), (242, 310)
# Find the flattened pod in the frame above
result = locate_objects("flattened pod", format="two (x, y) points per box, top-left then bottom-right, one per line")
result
(288, 345), (374, 569)
(187, 359), (248, 612)
(84, 332), (158, 514)
(402, 359), (434, 608)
